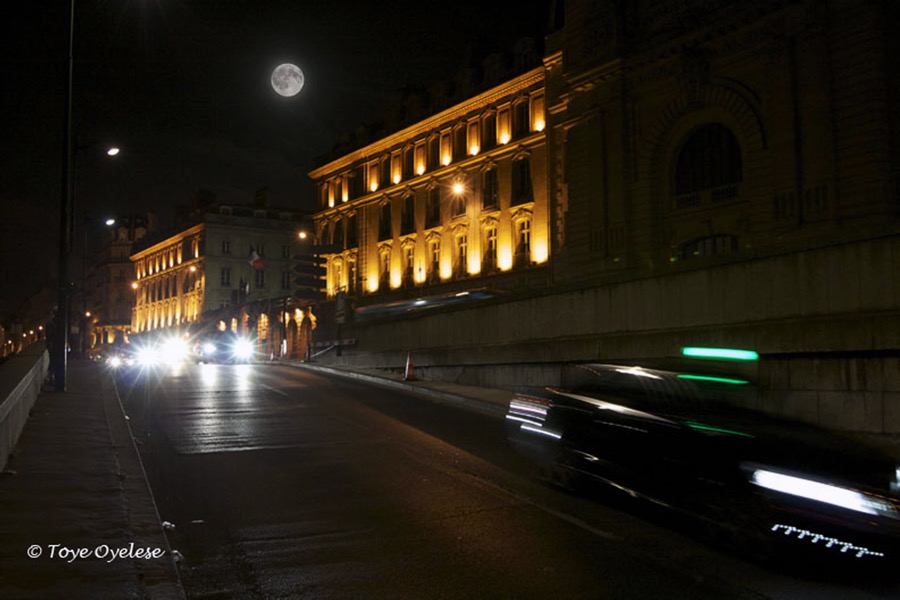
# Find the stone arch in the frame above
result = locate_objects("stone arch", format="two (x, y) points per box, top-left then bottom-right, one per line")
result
(636, 82), (768, 264)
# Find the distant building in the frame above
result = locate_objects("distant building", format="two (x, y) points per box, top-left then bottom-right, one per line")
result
(84, 214), (153, 354)
(129, 203), (314, 359)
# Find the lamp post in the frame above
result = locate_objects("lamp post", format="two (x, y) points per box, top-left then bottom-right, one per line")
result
(52, 0), (76, 391)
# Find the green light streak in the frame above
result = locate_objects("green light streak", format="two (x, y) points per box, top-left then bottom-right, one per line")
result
(681, 347), (759, 361)
(685, 421), (754, 438)
(677, 374), (749, 385)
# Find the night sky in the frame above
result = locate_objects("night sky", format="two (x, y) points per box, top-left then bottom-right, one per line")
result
(1, 0), (554, 321)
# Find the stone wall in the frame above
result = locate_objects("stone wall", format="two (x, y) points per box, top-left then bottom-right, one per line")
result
(322, 235), (900, 438)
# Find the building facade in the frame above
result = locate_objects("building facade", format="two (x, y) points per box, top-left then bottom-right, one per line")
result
(308, 0), (900, 442)
(309, 65), (551, 304)
(130, 204), (315, 358)
(84, 215), (152, 355)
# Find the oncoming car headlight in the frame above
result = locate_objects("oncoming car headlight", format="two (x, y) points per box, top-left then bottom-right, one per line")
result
(161, 336), (189, 365)
(232, 338), (254, 361)
(748, 466), (900, 520)
(136, 345), (161, 367)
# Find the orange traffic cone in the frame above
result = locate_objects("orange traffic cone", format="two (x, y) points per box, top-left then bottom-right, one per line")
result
(404, 352), (417, 381)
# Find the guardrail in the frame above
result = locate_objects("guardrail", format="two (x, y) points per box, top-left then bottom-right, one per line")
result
(0, 344), (49, 471)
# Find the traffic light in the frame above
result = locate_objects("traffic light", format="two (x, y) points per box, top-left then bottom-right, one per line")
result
(293, 250), (327, 302)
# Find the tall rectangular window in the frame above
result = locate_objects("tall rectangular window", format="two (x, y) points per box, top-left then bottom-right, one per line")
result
(333, 219), (344, 248)
(347, 214), (358, 248)
(531, 95), (545, 131)
(482, 168), (499, 210)
(426, 188), (441, 229)
(414, 143), (426, 175)
(514, 101), (529, 138)
(255, 269), (265, 288)
(348, 261), (357, 292)
(498, 108), (511, 144)
(512, 157), (533, 206)
(430, 240), (440, 279)
(484, 227), (497, 269)
(428, 135), (440, 169)
(440, 131), (452, 166)
(467, 120), (480, 155)
(456, 234), (467, 274)
(378, 203), (392, 241)
(403, 146), (414, 180)
(281, 271), (291, 290)
(516, 220), (532, 264)
(392, 152), (403, 184)
(404, 246), (414, 281)
(401, 195), (415, 235)
(220, 267), (231, 286)
(222, 240), (231, 255)
(452, 190), (466, 217)
(483, 113), (497, 150)
(453, 126), (466, 162)
(380, 252), (390, 285)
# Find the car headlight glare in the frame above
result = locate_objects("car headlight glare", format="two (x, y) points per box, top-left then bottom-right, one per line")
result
(233, 338), (254, 360)
(750, 468), (900, 519)
(161, 337), (189, 364)
(136, 346), (160, 367)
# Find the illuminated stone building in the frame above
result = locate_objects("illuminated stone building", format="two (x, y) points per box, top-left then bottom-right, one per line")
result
(309, 59), (550, 303)
(84, 214), (152, 354)
(130, 204), (313, 358)
(309, 1), (900, 441)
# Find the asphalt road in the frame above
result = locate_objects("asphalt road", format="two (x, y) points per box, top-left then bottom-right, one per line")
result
(114, 363), (899, 599)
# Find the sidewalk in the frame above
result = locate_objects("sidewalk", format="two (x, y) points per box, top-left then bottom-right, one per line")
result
(0, 361), (184, 600)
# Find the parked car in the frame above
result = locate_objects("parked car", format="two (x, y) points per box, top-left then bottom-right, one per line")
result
(506, 363), (900, 565)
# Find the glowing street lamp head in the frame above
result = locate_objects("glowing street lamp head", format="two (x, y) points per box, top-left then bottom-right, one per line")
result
(298, 231), (308, 240)
(452, 182), (465, 195)
(106, 147), (120, 156)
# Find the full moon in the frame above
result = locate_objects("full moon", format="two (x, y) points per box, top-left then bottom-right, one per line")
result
(271, 63), (305, 97)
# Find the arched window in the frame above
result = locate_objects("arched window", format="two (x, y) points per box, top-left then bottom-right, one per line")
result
(674, 124), (742, 209)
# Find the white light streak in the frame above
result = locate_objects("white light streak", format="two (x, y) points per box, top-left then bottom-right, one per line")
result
(751, 469), (895, 517)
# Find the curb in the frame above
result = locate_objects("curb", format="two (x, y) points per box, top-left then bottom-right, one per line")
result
(281, 361), (509, 418)
(104, 370), (187, 599)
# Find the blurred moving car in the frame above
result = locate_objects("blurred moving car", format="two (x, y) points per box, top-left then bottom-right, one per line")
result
(506, 363), (900, 564)
(194, 331), (255, 364)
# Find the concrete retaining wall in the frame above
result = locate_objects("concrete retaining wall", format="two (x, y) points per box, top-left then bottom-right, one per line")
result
(320, 236), (900, 440)
(0, 344), (49, 472)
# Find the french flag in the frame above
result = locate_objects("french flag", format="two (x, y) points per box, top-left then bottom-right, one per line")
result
(248, 246), (264, 270)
